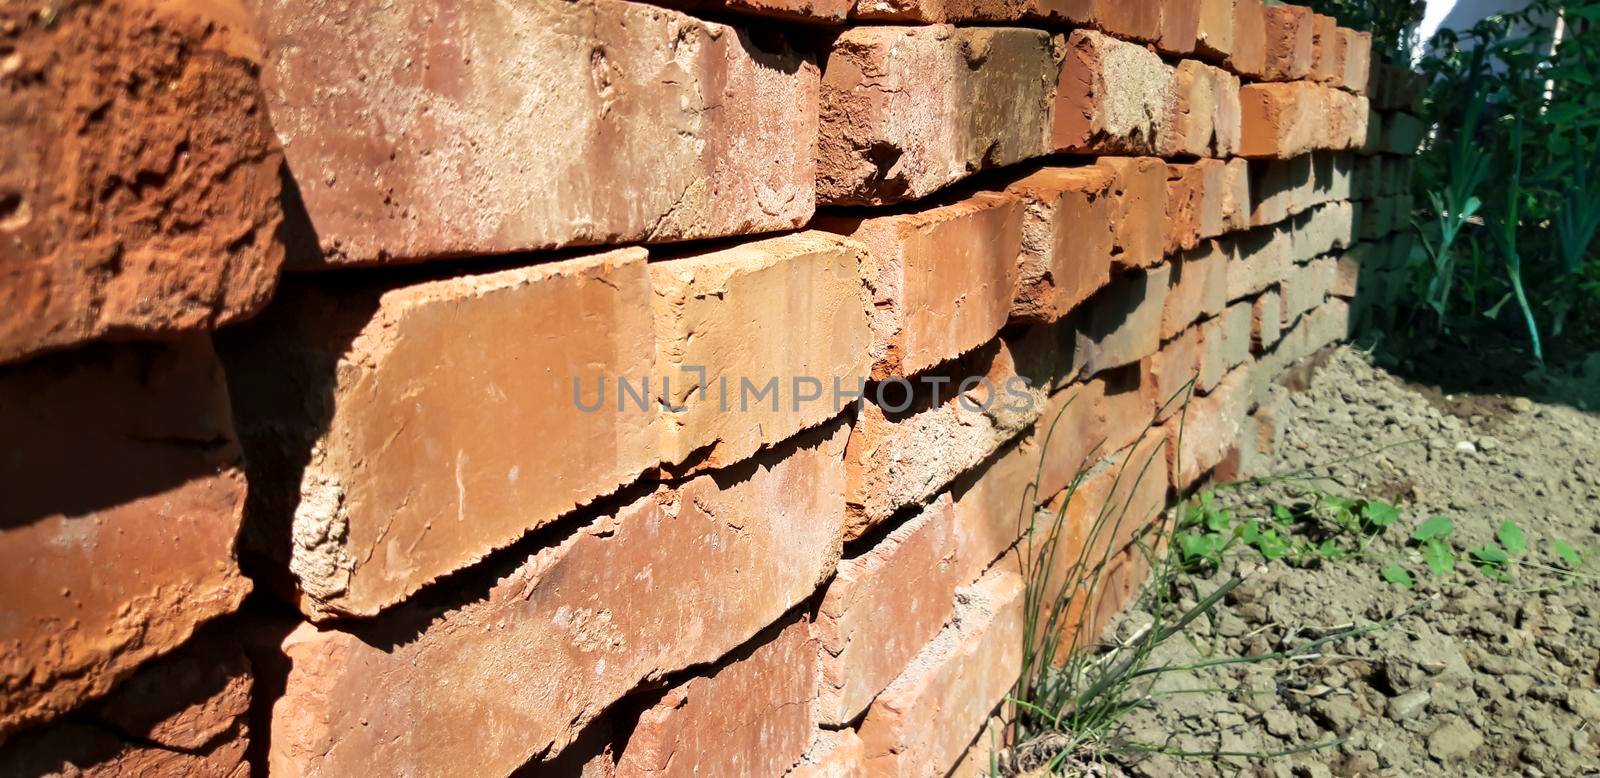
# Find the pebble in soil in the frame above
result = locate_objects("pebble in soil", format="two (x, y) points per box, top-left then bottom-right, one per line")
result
(1096, 347), (1600, 778)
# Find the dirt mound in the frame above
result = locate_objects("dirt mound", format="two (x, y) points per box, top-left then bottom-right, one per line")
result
(1102, 346), (1600, 777)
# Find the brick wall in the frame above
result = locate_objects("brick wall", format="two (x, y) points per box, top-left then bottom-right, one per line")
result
(0, 0), (1419, 774)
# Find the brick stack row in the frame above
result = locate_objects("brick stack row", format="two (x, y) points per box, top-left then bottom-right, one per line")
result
(0, 0), (1419, 775)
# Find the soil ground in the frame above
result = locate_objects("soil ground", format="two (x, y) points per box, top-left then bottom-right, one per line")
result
(1098, 346), (1600, 777)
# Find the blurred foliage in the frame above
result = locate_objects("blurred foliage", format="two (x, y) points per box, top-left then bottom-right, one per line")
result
(1303, 0), (1427, 63)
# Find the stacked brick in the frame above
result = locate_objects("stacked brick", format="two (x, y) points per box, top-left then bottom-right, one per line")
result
(0, 0), (1421, 775)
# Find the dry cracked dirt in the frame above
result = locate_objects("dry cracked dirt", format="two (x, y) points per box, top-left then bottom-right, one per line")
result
(1097, 346), (1600, 777)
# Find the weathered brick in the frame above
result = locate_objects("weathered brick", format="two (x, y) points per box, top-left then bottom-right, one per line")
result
(1221, 158), (1253, 232)
(269, 421), (848, 776)
(1057, 0), (1162, 42)
(1158, 61), (1218, 159)
(857, 568), (1025, 777)
(259, 0), (820, 267)
(1158, 0), (1203, 55)
(619, 618), (818, 778)
(1342, 29), (1373, 94)
(1226, 224), (1291, 301)
(1311, 151), (1356, 205)
(789, 730), (868, 777)
(1253, 288), (1284, 350)
(816, 497), (964, 725)
(844, 341), (1043, 538)
(1199, 301), (1253, 392)
(1166, 164), (1207, 256)
(1097, 158), (1170, 270)
(819, 192), (1023, 379)
(1249, 155), (1315, 227)
(1226, 0), (1268, 78)
(663, 0), (851, 21)
(220, 249), (658, 621)
(1283, 257), (1337, 326)
(1212, 67), (1245, 159)
(0, 0), (283, 366)
(1054, 31), (1174, 157)
(1076, 264), (1172, 379)
(653, 232), (872, 469)
(1309, 13), (1345, 84)
(1261, 4), (1314, 82)
(1239, 82), (1321, 158)
(0, 338), (250, 736)
(1195, 0), (1237, 61)
(1091, 363), (1162, 461)
(1006, 167), (1118, 324)
(1292, 201), (1357, 262)
(0, 629), (252, 775)
(819, 26), (1058, 206)
(1163, 241), (1230, 341)
(1149, 328), (1202, 424)
(1165, 363), (1251, 489)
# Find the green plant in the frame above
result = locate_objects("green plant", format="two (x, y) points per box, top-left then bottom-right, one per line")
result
(1388, 0), (1600, 362)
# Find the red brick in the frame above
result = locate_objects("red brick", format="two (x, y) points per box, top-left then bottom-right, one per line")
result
(1054, 0), (1162, 42)
(1162, 241), (1230, 341)
(1239, 82), (1321, 158)
(269, 421), (848, 776)
(789, 730), (868, 777)
(618, 618), (818, 778)
(1097, 158), (1170, 269)
(1253, 288), (1284, 350)
(1309, 13), (1345, 84)
(1249, 154), (1316, 226)
(0, 338), (250, 736)
(1196, 160), (1232, 242)
(1283, 257), (1338, 325)
(819, 192), (1023, 379)
(1164, 363), (1251, 489)
(1212, 67), (1245, 158)
(256, 0), (817, 267)
(950, 431), (1054, 558)
(1158, 0), (1203, 55)
(220, 248), (659, 621)
(1195, 0), (1237, 61)
(1292, 201), (1357, 262)
(1158, 61), (1219, 159)
(1333, 249), (1365, 299)
(1221, 158), (1253, 232)
(0, 630), (252, 775)
(1091, 363), (1162, 461)
(858, 567), (1025, 777)
(1261, 4), (1314, 81)
(1075, 264), (1177, 379)
(1199, 301), (1252, 391)
(1006, 167), (1118, 324)
(815, 497), (964, 725)
(1226, 0), (1268, 78)
(820, 26), (1058, 206)
(0, 0), (283, 366)
(653, 232), (872, 470)
(1014, 385), (1098, 510)
(844, 341), (1044, 538)
(1078, 542), (1155, 644)
(1167, 162), (1228, 254)
(1311, 151), (1356, 205)
(1226, 224), (1291, 301)
(1149, 328), (1202, 423)
(1054, 31), (1175, 157)
(664, 0), (851, 21)
(1342, 29), (1373, 94)
(1076, 264), (1172, 379)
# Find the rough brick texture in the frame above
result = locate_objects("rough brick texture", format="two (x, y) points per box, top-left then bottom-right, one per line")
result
(0, 629), (252, 775)
(820, 192), (1024, 379)
(653, 232), (873, 469)
(0, 338), (250, 736)
(268, 422), (848, 776)
(819, 26), (1059, 205)
(845, 341), (1043, 537)
(618, 618), (818, 778)
(0, 0), (284, 366)
(221, 248), (659, 621)
(1006, 166), (1118, 324)
(255, 0), (818, 266)
(857, 567), (1025, 777)
(1261, 4), (1315, 82)
(1055, 31), (1174, 156)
